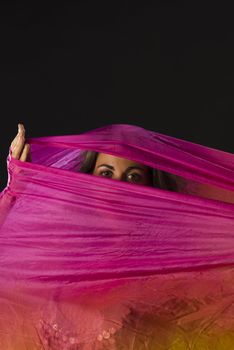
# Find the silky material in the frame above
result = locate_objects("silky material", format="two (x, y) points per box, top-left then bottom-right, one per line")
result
(0, 123), (234, 350)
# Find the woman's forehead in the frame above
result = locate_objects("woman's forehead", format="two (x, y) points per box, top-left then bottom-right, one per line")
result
(95, 153), (147, 169)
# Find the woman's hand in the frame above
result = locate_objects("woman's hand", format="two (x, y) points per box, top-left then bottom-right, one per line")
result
(10, 124), (31, 161)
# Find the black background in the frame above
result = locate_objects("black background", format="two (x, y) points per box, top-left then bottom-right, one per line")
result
(1, 1), (234, 190)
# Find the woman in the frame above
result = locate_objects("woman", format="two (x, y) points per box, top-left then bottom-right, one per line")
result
(10, 123), (175, 190)
(2, 122), (234, 350)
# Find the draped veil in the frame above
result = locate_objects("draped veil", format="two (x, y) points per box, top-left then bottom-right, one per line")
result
(0, 124), (234, 349)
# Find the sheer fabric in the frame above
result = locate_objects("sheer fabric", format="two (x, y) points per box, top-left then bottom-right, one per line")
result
(0, 124), (234, 349)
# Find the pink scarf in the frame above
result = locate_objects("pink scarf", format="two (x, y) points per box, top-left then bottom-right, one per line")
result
(0, 124), (234, 349)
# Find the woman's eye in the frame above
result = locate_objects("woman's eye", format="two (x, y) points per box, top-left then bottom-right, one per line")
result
(100, 170), (113, 178)
(127, 173), (142, 182)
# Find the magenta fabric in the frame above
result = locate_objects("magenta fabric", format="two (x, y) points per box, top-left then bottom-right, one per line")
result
(0, 124), (234, 349)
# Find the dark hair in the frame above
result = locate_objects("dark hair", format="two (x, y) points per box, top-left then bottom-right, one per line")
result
(79, 150), (177, 190)
(79, 150), (99, 174)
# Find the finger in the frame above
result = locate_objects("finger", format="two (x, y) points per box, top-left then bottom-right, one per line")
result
(10, 134), (19, 150)
(11, 128), (25, 160)
(10, 124), (25, 151)
(20, 144), (30, 162)
(11, 135), (25, 159)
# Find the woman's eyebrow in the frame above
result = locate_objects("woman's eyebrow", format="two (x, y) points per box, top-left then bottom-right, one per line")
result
(97, 164), (145, 171)
(126, 166), (145, 171)
(97, 164), (114, 170)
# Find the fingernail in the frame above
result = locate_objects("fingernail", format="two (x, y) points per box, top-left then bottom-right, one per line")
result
(18, 124), (25, 134)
